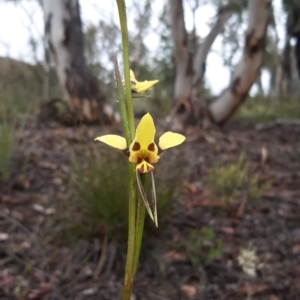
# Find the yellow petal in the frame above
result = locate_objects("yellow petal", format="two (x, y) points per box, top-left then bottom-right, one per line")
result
(129, 70), (159, 93)
(132, 80), (159, 94)
(130, 69), (137, 82)
(123, 70), (137, 90)
(95, 135), (127, 150)
(134, 113), (156, 149)
(158, 132), (186, 150)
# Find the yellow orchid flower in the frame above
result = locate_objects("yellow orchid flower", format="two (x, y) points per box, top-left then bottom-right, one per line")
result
(95, 113), (185, 226)
(129, 70), (159, 94)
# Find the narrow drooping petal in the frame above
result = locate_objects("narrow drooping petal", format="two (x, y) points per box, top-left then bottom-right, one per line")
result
(150, 172), (158, 227)
(158, 132), (186, 151)
(95, 135), (127, 150)
(136, 172), (155, 222)
(136, 172), (158, 227)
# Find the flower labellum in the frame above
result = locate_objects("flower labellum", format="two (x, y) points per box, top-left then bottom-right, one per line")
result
(95, 113), (185, 226)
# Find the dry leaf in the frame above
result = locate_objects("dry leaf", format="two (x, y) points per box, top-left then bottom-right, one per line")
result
(261, 146), (268, 166)
(181, 284), (197, 298)
(292, 244), (300, 254)
(39, 161), (58, 170)
(0, 233), (9, 241)
(236, 284), (269, 296)
(53, 177), (63, 185)
(164, 251), (186, 263)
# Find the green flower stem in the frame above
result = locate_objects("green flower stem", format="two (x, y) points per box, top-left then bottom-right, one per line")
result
(115, 1), (145, 299)
(122, 164), (137, 300)
(133, 174), (146, 276)
(116, 0), (135, 142)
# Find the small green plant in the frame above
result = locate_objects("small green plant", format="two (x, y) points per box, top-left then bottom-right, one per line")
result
(0, 57), (63, 118)
(186, 227), (223, 268)
(0, 69), (40, 118)
(59, 149), (129, 239)
(0, 118), (14, 180)
(0, 61), (45, 181)
(0, 111), (18, 180)
(207, 153), (267, 205)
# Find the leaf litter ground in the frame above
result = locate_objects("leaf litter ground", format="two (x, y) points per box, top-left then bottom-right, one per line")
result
(0, 117), (300, 300)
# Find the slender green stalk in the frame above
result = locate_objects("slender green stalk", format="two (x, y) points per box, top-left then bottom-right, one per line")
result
(116, 1), (150, 299)
(116, 0), (135, 142)
(122, 164), (137, 300)
(115, 1), (145, 299)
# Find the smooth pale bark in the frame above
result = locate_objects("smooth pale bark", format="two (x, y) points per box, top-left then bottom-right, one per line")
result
(170, 0), (236, 122)
(170, 0), (192, 114)
(208, 0), (269, 124)
(191, 0), (238, 101)
(42, 0), (115, 123)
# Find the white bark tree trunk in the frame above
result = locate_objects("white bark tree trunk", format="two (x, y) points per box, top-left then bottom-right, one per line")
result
(170, 0), (192, 113)
(170, 0), (236, 123)
(191, 1), (237, 101)
(208, 0), (270, 124)
(42, 0), (114, 123)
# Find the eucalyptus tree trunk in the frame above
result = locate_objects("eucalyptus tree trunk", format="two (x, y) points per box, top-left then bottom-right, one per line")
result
(276, 0), (300, 96)
(278, 36), (292, 96)
(191, 3), (236, 101)
(42, 0), (114, 123)
(170, 0), (270, 126)
(170, 0), (237, 124)
(295, 33), (300, 79)
(208, 0), (270, 124)
(285, 0), (300, 79)
(170, 0), (193, 120)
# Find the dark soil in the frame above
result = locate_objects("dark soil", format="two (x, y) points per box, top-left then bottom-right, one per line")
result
(1, 117), (300, 300)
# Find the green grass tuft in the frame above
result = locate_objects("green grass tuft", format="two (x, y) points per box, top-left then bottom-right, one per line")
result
(206, 153), (268, 205)
(185, 227), (223, 268)
(0, 104), (26, 181)
(62, 148), (129, 240)
(0, 114), (16, 180)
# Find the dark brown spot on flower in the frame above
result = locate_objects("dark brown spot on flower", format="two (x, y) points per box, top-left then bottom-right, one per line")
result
(131, 80), (136, 85)
(132, 142), (140, 151)
(148, 143), (155, 151)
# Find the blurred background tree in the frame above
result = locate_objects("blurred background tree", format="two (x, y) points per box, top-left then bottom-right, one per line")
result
(1, 0), (299, 126)
(42, 0), (116, 123)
